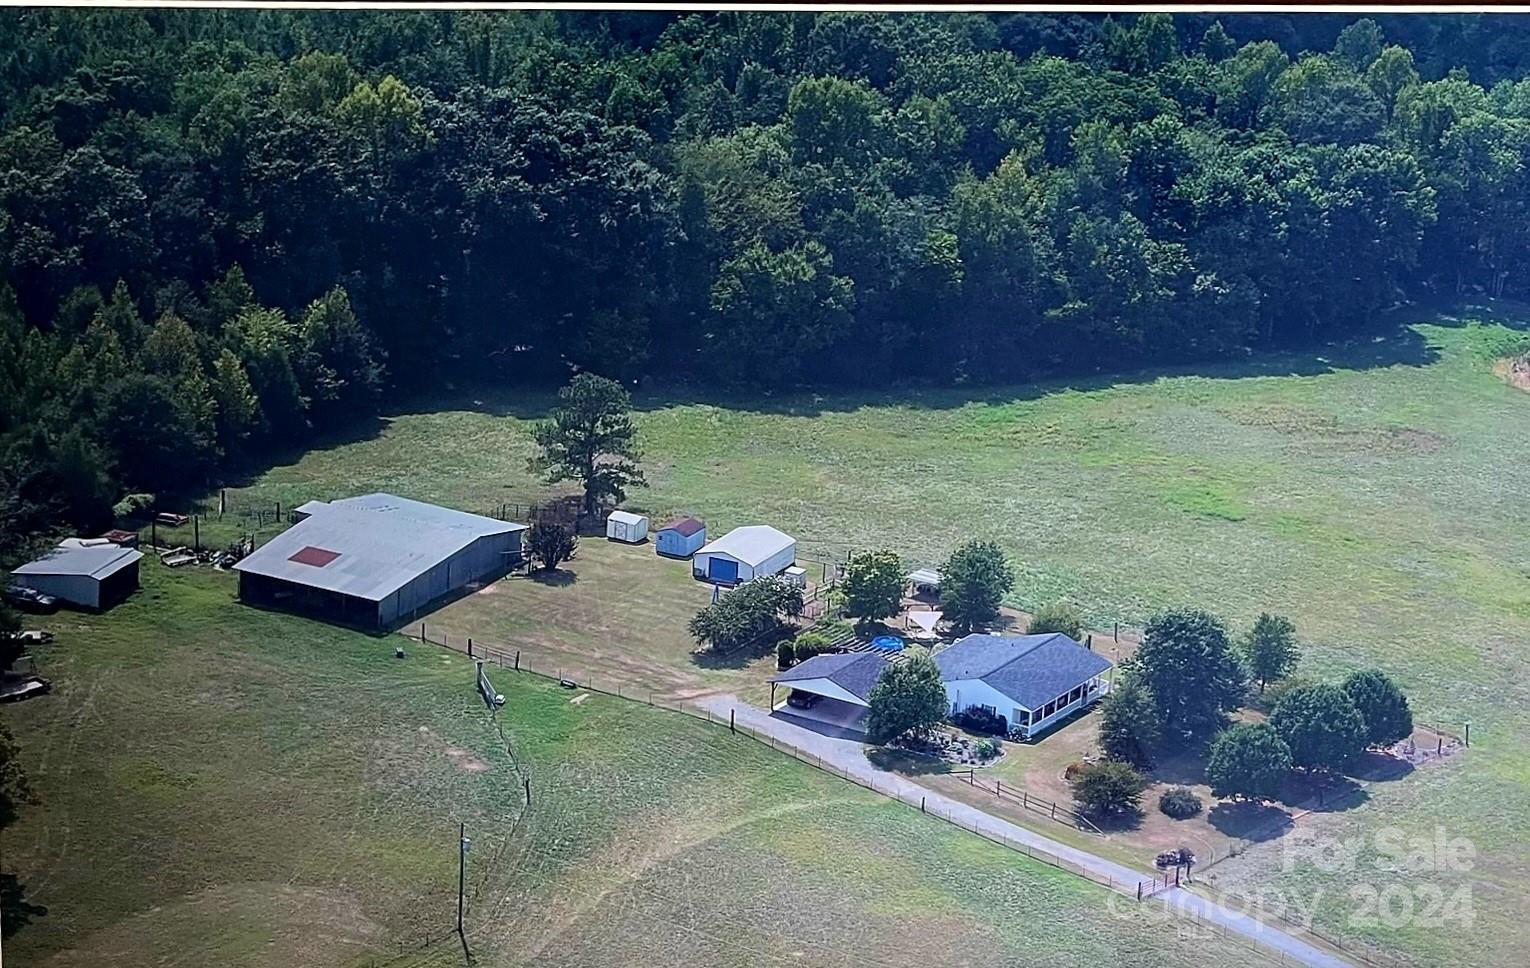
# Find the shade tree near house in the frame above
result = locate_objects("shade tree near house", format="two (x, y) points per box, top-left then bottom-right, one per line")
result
(527, 373), (646, 517)
(0, 602), (23, 674)
(1096, 669), (1162, 768)
(688, 576), (804, 653)
(1243, 612), (1301, 694)
(938, 540), (1014, 632)
(865, 653), (948, 745)
(842, 550), (905, 625)
(1069, 761), (1148, 816)
(1026, 601), (1084, 640)
(1269, 683), (1369, 773)
(1205, 722), (1294, 801)
(1131, 609), (1249, 745)
(1342, 669), (1414, 747)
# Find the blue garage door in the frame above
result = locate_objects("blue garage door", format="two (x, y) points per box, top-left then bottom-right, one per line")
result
(708, 557), (739, 583)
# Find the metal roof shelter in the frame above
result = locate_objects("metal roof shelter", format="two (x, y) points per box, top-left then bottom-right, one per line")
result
(934, 633), (1111, 710)
(234, 493), (526, 629)
(770, 651), (889, 707)
(12, 544), (144, 610)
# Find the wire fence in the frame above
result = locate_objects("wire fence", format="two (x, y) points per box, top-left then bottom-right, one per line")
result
(398, 623), (1171, 905)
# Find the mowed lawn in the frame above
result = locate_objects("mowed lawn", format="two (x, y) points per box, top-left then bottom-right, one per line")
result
(1, 562), (1276, 968)
(208, 312), (1530, 966)
(422, 537), (778, 701)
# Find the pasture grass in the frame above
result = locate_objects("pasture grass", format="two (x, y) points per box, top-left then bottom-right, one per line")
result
(1, 561), (1274, 967)
(200, 311), (1530, 965)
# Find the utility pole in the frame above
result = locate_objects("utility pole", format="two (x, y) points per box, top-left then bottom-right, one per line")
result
(457, 822), (470, 938)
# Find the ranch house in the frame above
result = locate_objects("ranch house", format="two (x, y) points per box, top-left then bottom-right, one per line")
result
(934, 633), (1112, 739)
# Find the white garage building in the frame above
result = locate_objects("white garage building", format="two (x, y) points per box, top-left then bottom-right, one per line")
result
(11, 543), (144, 610)
(692, 525), (796, 585)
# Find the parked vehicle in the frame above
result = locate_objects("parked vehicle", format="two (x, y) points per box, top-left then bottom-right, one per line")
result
(786, 689), (822, 709)
(0, 675), (51, 703)
(4, 584), (59, 613)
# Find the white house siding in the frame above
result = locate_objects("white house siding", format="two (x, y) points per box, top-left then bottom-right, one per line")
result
(944, 675), (1108, 738)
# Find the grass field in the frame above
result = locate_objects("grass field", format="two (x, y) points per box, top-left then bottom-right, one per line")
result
(2, 561), (1281, 967)
(190, 309), (1530, 966)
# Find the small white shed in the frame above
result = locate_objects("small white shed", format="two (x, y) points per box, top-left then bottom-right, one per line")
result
(606, 510), (650, 543)
(692, 525), (796, 585)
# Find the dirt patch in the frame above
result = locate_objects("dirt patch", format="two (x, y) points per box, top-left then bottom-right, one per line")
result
(444, 744), (492, 773)
(1221, 403), (1447, 455)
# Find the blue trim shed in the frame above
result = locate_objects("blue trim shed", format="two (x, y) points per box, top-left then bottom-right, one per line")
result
(655, 516), (706, 558)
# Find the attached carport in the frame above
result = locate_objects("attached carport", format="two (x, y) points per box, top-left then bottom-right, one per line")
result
(769, 651), (889, 734)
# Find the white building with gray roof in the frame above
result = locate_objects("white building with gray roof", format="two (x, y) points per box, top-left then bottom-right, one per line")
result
(233, 493), (526, 629)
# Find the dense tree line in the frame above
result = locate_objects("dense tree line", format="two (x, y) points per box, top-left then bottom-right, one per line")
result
(5, 10), (1530, 543)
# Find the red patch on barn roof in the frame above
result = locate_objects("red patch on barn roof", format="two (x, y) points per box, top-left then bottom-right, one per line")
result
(289, 546), (341, 567)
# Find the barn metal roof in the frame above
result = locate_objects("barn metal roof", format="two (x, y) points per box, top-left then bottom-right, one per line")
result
(233, 493), (525, 602)
(695, 525), (795, 567)
(13, 544), (143, 579)
(935, 633), (1112, 711)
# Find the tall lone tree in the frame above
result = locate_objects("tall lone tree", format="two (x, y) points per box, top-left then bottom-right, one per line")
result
(1206, 722), (1293, 802)
(939, 540), (1014, 632)
(865, 653), (948, 745)
(529, 374), (645, 517)
(1244, 612), (1301, 694)
(842, 550), (904, 625)
(1132, 609), (1248, 745)
(1342, 669), (1413, 747)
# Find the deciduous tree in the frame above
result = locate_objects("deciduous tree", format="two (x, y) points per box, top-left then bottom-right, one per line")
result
(1206, 722), (1293, 801)
(866, 653), (947, 745)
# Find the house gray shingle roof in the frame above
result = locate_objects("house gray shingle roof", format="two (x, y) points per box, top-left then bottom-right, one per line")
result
(233, 493), (525, 602)
(935, 633), (1112, 711)
(770, 651), (889, 703)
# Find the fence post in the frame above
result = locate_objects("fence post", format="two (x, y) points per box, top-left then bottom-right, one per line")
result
(729, 709), (735, 734)
(515, 650), (520, 671)
(524, 776), (531, 806)
(921, 797), (926, 813)
(1465, 722), (1471, 746)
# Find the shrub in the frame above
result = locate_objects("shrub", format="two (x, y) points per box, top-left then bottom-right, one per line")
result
(1070, 761), (1148, 815)
(529, 520), (578, 570)
(114, 492), (154, 519)
(976, 739), (1001, 760)
(1159, 786), (1203, 819)
(793, 630), (834, 662)
(1007, 725), (1028, 743)
(1027, 601), (1084, 639)
(776, 640), (794, 668)
(951, 705), (1008, 736)
(1063, 760), (1087, 781)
